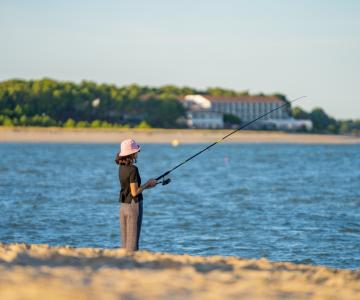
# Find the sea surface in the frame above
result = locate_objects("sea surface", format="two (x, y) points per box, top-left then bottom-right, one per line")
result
(0, 143), (359, 269)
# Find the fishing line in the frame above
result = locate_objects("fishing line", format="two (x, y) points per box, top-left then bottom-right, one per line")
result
(155, 95), (306, 185)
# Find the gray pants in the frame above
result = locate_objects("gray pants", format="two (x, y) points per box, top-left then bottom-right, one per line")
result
(120, 200), (143, 251)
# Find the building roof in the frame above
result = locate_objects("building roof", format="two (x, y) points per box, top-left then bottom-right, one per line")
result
(204, 95), (284, 104)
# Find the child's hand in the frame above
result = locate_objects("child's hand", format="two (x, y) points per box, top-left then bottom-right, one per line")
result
(146, 179), (157, 189)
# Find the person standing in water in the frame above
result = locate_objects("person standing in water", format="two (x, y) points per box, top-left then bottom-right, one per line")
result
(115, 139), (157, 251)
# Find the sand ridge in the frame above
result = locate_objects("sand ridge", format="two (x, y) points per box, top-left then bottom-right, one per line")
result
(0, 243), (359, 300)
(1, 127), (360, 144)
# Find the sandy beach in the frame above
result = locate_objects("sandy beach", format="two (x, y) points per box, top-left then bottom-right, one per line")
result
(1, 127), (360, 144)
(0, 243), (359, 300)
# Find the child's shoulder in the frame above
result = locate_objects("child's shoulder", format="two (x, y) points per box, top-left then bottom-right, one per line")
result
(128, 164), (138, 172)
(120, 164), (136, 171)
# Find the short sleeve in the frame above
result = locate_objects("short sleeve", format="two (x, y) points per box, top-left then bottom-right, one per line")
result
(129, 166), (137, 183)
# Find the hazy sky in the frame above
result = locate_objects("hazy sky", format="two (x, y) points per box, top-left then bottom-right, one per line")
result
(1, 0), (359, 119)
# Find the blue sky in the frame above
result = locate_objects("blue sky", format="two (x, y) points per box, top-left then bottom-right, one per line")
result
(1, 0), (359, 119)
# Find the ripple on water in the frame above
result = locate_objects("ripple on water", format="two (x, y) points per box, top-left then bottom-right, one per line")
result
(291, 258), (315, 265)
(339, 226), (360, 234)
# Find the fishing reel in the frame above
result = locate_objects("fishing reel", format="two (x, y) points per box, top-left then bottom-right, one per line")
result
(156, 176), (171, 186)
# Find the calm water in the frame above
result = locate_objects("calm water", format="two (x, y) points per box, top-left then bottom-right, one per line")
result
(0, 143), (359, 269)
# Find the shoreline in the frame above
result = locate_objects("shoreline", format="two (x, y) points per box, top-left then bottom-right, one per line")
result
(1, 127), (360, 144)
(0, 242), (359, 300)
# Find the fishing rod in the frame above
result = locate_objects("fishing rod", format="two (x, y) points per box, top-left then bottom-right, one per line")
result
(155, 95), (306, 185)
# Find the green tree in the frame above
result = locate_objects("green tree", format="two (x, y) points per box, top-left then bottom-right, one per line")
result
(309, 108), (338, 133)
(143, 98), (185, 128)
(339, 121), (350, 134)
(101, 121), (113, 128)
(292, 107), (310, 120)
(64, 118), (76, 128)
(223, 113), (242, 126)
(14, 104), (23, 116)
(136, 120), (151, 129)
(19, 115), (28, 126)
(272, 93), (289, 104)
(90, 120), (102, 128)
(3, 117), (14, 126)
(206, 87), (238, 97)
(76, 121), (89, 128)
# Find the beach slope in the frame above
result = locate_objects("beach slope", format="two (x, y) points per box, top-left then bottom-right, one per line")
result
(0, 243), (359, 300)
(1, 127), (360, 144)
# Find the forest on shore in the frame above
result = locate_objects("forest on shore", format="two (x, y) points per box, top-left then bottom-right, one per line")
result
(0, 78), (359, 134)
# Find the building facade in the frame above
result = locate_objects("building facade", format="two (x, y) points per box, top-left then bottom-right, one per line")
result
(262, 119), (313, 131)
(186, 110), (224, 129)
(184, 95), (289, 123)
(182, 94), (312, 131)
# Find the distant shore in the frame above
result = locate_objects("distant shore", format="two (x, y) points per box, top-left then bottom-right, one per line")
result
(1, 126), (360, 144)
(0, 243), (359, 300)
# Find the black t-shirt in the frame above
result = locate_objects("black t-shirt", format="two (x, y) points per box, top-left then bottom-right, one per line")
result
(119, 165), (143, 203)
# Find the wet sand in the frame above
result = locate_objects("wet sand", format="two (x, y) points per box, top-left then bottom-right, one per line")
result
(0, 243), (359, 300)
(1, 127), (360, 144)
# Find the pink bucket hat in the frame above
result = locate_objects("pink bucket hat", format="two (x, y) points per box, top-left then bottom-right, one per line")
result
(119, 139), (141, 157)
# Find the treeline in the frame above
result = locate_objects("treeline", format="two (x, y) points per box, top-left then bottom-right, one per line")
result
(0, 78), (284, 129)
(0, 78), (358, 133)
(0, 78), (193, 128)
(292, 107), (360, 134)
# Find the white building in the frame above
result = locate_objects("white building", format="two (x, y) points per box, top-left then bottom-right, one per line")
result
(183, 94), (312, 131)
(186, 110), (224, 129)
(262, 118), (313, 131)
(184, 95), (289, 123)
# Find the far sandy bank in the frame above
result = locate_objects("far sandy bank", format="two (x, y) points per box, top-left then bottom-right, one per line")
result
(0, 127), (360, 144)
